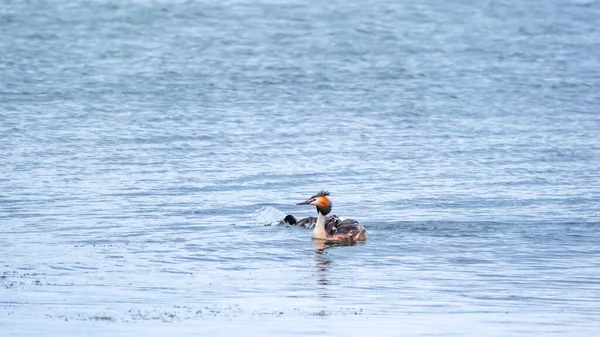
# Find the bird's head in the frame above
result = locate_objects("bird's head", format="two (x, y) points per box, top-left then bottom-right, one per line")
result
(297, 190), (332, 215)
(283, 215), (297, 225)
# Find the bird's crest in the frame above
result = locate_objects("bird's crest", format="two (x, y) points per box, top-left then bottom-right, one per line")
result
(312, 190), (330, 198)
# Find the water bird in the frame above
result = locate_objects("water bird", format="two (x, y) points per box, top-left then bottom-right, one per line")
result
(283, 214), (332, 229)
(293, 191), (367, 241)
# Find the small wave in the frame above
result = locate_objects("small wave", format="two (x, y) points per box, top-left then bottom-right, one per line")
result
(249, 206), (287, 226)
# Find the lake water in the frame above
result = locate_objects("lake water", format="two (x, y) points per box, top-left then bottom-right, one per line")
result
(1, 0), (600, 336)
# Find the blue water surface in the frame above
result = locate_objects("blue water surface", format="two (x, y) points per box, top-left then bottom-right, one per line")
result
(1, 0), (599, 336)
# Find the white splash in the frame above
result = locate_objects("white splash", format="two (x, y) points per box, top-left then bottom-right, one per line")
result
(250, 206), (287, 226)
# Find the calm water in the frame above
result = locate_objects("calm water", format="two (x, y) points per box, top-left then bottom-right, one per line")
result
(1, 0), (600, 336)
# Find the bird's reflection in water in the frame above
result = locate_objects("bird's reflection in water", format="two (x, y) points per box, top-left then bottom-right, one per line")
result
(312, 240), (360, 296)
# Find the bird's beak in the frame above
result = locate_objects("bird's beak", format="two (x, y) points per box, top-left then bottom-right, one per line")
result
(297, 199), (312, 205)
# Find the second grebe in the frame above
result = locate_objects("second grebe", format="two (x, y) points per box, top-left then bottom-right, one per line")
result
(295, 191), (367, 241)
(283, 214), (342, 229)
(282, 215), (318, 228)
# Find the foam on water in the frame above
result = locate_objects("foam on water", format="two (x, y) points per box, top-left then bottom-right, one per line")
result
(250, 206), (287, 226)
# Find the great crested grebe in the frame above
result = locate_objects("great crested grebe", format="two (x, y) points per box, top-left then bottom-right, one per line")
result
(282, 215), (319, 228)
(283, 214), (340, 229)
(294, 191), (367, 241)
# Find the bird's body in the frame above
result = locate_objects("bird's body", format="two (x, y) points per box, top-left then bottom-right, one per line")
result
(283, 215), (319, 228)
(283, 214), (359, 231)
(283, 214), (335, 229)
(294, 191), (367, 242)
